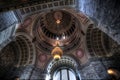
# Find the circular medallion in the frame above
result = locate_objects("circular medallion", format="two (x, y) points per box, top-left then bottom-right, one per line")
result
(75, 48), (84, 58)
(39, 54), (47, 62)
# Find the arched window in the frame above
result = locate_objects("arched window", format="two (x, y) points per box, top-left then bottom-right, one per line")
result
(47, 56), (81, 80)
(53, 68), (76, 80)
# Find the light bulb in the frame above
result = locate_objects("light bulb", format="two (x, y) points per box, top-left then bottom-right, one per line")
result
(107, 69), (114, 75)
(56, 37), (59, 40)
(56, 20), (61, 24)
(62, 35), (66, 39)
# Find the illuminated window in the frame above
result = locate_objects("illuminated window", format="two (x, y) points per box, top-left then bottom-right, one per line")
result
(53, 68), (76, 80)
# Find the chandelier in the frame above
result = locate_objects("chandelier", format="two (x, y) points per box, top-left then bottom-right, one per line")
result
(51, 41), (63, 60)
(51, 11), (63, 60)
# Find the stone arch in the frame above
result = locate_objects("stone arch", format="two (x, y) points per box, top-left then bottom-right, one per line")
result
(85, 24), (115, 57)
(46, 55), (81, 80)
(15, 32), (36, 66)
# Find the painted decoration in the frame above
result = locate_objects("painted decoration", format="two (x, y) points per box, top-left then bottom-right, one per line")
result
(21, 17), (32, 28)
(39, 54), (47, 63)
(75, 48), (84, 58)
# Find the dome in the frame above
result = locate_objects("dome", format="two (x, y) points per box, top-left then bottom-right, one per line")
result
(33, 10), (82, 54)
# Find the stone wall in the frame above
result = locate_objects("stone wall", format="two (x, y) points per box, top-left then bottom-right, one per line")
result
(19, 66), (46, 80)
(0, 11), (18, 31)
(80, 56), (120, 80)
(0, 25), (16, 50)
(78, 0), (120, 44)
(80, 59), (109, 80)
(0, 11), (18, 50)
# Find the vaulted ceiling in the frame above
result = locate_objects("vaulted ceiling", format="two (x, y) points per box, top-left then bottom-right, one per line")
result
(0, 0), (120, 80)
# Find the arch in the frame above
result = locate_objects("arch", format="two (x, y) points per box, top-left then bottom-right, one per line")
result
(15, 32), (36, 66)
(85, 24), (114, 57)
(46, 55), (81, 80)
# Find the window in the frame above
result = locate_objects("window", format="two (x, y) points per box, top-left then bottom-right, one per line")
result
(53, 68), (76, 80)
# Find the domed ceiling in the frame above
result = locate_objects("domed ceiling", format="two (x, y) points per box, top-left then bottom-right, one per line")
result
(45, 11), (72, 34)
(33, 10), (82, 54)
